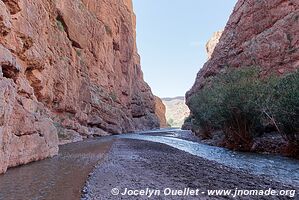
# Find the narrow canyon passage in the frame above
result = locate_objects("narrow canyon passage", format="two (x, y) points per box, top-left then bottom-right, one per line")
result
(0, 130), (297, 200)
(0, 0), (298, 199)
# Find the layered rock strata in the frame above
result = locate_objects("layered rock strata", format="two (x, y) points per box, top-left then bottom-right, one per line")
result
(0, 0), (161, 173)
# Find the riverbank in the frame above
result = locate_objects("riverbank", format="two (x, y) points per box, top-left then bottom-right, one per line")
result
(192, 130), (294, 156)
(82, 139), (297, 200)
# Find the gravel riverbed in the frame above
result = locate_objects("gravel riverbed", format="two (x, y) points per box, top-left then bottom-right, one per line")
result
(82, 139), (297, 200)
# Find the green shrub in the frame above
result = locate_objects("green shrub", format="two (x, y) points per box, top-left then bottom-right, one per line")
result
(273, 71), (299, 146)
(184, 116), (192, 123)
(189, 81), (222, 135)
(190, 67), (299, 152)
(217, 68), (266, 148)
(190, 67), (269, 150)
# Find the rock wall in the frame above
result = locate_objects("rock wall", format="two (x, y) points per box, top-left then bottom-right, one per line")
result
(206, 31), (223, 59)
(154, 96), (167, 128)
(0, 0), (160, 173)
(187, 0), (299, 101)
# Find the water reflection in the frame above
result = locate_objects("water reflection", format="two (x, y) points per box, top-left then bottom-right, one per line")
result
(0, 139), (112, 200)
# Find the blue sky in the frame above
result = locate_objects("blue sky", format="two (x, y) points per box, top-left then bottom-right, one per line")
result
(133, 0), (237, 98)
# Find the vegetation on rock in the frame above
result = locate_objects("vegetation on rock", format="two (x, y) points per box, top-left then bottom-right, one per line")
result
(188, 67), (299, 155)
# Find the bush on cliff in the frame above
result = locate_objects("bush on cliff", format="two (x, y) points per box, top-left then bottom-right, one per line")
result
(188, 78), (223, 138)
(189, 67), (299, 153)
(272, 71), (299, 156)
(189, 67), (266, 150)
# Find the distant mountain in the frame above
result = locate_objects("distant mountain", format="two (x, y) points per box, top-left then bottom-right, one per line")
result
(162, 97), (190, 128)
(162, 96), (185, 101)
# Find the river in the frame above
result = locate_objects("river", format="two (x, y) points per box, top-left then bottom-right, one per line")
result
(0, 129), (298, 200)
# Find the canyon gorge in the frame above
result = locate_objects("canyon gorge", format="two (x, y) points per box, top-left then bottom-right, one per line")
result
(0, 0), (298, 199)
(0, 0), (164, 174)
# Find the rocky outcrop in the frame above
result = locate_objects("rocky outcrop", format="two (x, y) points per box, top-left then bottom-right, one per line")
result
(206, 31), (223, 59)
(187, 0), (299, 100)
(162, 97), (190, 128)
(154, 96), (167, 128)
(0, 77), (59, 174)
(0, 0), (160, 173)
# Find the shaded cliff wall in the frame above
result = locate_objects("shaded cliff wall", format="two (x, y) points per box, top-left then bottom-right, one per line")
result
(0, 0), (160, 173)
(187, 0), (299, 101)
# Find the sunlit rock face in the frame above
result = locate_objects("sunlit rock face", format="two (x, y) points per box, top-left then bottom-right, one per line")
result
(206, 31), (223, 59)
(187, 0), (299, 101)
(154, 96), (168, 128)
(0, 0), (160, 173)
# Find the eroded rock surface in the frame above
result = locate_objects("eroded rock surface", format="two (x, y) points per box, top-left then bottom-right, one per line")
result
(154, 96), (167, 128)
(187, 0), (299, 100)
(0, 0), (160, 173)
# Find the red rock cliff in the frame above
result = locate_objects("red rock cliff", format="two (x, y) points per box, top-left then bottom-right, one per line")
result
(0, 0), (160, 173)
(187, 0), (299, 101)
(154, 96), (167, 128)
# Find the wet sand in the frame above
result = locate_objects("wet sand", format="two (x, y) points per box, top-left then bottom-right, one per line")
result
(82, 139), (297, 200)
(0, 139), (113, 200)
